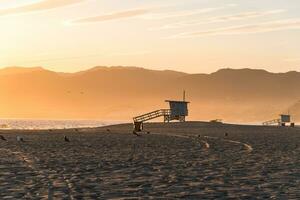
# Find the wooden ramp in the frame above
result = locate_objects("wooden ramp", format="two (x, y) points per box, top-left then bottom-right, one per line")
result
(133, 109), (171, 132)
(262, 119), (280, 126)
(263, 114), (293, 126)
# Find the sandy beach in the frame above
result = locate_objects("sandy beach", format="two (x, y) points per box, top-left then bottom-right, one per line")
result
(0, 121), (300, 199)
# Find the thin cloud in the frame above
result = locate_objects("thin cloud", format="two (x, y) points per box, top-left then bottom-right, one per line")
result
(142, 4), (236, 20)
(106, 51), (151, 57)
(0, 0), (85, 16)
(169, 19), (300, 38)
(68, 4), (235, 25)
(69, 8), (150, 24)
(141, 7), (225, 20)
(152, 9), (285, 30)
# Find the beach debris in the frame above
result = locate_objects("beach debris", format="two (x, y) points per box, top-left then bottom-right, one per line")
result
(106, 129), (111, 133)
(224, 132), (229, 137)
(147, 131), (150, 134)
(0, 124), (9, 129)
(210, 119), (223, 123)
(0, 135), (6, 141)
(201, 140), (210, 148)
(133, 131), (141, 137)
(64, 136), (70, 142)
(17, 136), (24, 142)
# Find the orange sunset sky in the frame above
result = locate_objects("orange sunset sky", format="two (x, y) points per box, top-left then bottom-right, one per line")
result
(0, 0), (300, 73)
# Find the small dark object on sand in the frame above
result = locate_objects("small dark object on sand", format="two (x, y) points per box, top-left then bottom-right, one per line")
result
(0, 135), (6, 141)
(147, 131), (150, 134)
(198, 134), (201, 138)
(17, 136), (24, 142)
(107, 129), (111, 133)
(75, 129), (79, 132)
(133, 131), (141, 137)
(64, 136), (70, 142)
(224, 132), (229, 137)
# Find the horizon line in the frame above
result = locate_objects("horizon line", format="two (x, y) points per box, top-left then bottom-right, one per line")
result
(0, 65), (299, 75)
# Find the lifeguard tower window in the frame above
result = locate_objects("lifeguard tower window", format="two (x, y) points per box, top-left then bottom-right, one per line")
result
(280, 115), (291, 123)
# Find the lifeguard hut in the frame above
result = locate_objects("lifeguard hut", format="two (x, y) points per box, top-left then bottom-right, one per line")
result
(164, 99), (189, 122)
(133, 91), (190, 132)
(263, 114), (295, 127)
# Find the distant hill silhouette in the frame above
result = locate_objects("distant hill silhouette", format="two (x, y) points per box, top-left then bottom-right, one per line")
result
(0, 66), (300, 122)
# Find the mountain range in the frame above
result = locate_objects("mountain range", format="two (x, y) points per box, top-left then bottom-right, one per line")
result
(1, 66), (300, 123)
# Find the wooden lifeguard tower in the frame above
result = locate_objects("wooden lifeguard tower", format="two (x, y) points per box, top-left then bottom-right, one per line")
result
(133, 91), (190, 132)
(263, 114), (295, 127)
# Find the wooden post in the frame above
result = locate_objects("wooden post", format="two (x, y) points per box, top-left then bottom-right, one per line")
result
(134, 122), (143, 132)
(48, 182), (53, 200)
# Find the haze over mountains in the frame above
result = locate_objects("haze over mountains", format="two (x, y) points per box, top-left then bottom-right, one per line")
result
(0, 66), (300, 122)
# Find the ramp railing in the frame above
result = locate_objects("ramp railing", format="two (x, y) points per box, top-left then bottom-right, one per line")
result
(263, 118), (280, 126)
(133, 109), (171, 123)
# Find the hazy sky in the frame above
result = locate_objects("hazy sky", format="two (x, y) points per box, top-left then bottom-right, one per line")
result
(0, 0), (300, 73)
